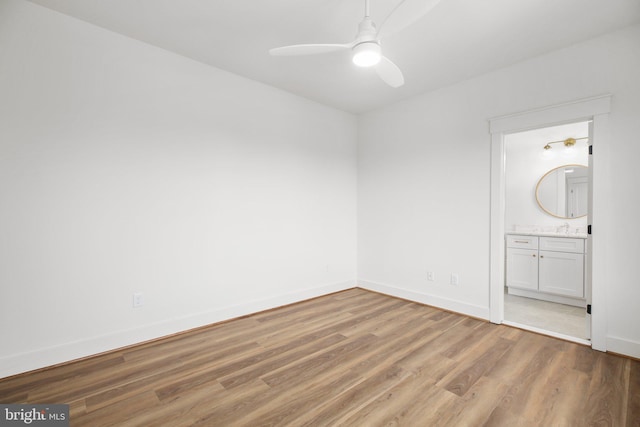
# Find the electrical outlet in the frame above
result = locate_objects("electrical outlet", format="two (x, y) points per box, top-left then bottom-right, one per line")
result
(450, 273), (459, 286)
(133, 292), (144, 308)
(427, 271), (434, 281)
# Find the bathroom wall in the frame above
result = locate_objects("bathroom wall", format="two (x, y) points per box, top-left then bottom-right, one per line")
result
(505, 121), (589, 233)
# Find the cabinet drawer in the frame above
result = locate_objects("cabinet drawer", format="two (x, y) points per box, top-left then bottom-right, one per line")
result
(506, 235), (538, 249)
(539, 237), (584, 254)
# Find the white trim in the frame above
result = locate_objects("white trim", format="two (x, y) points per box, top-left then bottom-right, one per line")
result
(358, 279), (490, 320)
(489, 95), (612, 134)
(488, 95), (611, 352)
(606, 336), (640, 359)
(589, 113), (611, 351)
(502, 321), (591, 346)
(489, 131), (505, 323)
(0, 280), (355, 378)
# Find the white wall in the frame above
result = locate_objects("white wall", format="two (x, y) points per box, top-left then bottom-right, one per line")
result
(505, 121), (589, 232)
(2, 2), (639, 379)
(0, 0), (357, 377)
(358, 23), (640, 357)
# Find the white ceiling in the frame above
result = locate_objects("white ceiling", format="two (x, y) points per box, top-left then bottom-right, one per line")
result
(27, 0), (640, 114)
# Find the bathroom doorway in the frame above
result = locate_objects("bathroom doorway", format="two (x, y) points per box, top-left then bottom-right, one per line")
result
(502, 121), (590, 340)
(489, 95), (611, 350)
(500, 120), (594, 342)
(504, 121), (590, 340)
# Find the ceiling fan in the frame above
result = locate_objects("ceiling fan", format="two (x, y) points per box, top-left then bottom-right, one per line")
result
(269, 0), (442, 88)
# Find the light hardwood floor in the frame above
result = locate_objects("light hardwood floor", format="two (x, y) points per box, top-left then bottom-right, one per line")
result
(1, 288), (638, 426)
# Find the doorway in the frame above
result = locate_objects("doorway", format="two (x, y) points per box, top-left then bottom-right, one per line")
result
(488, 95), (612, 351)
(503, 121), (590, 340)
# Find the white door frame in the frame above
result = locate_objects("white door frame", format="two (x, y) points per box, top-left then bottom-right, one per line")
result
(488, 94), (611, 351)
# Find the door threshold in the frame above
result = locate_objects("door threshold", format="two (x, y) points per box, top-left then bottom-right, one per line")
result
(502, 320), (591, 346)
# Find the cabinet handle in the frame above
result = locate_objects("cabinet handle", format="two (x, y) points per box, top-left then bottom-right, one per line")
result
(540, 255), (544, 258)
(532, 254), (536, 257)
(515, 240), (529, 243)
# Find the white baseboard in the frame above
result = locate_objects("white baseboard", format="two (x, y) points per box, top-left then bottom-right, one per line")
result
(507, 287), (585, 308)
(357, 279), (490, 320)
(7, 280), (636, 379)
(0, 280), (355, 379)
(606, 336), (640, 359)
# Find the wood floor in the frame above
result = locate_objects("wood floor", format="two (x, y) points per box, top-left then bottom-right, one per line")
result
(1, 289), (638, 426)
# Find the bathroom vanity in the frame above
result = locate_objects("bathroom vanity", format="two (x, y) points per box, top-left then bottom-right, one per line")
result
(506, 233), (587, 307)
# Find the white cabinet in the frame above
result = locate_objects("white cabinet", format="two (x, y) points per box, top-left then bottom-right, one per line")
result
(538, 249), (584, 298)
(506, 248), (538, 291)
(506, 234), (585, 306)
(505, 234), (539, 291)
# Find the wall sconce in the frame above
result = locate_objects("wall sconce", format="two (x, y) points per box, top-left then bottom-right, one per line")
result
(543, 137), (588, 150)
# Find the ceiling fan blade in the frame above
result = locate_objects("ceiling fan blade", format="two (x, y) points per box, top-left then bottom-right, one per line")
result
(378, 0), (442, 39)
(269, 43), (351, 56)
(375, 56), (405, 88)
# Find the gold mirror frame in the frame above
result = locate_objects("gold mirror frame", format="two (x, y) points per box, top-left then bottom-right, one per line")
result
(535, 164), (588, 219)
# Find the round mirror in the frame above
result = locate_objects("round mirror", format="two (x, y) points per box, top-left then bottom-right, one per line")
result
(535, 164), (588, 219)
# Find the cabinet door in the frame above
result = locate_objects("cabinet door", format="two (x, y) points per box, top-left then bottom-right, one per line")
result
(538, 250), (584, 297)
(506, 248), (538, 291)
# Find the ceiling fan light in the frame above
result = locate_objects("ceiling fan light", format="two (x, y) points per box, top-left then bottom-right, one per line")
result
(352, 42), (381, 67)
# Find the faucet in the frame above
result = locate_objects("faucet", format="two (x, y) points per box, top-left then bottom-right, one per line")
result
(560, 222), (570, 234)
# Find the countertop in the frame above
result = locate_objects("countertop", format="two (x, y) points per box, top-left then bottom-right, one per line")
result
(506, 231), (588, 239)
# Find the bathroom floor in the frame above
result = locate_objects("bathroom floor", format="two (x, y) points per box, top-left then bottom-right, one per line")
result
(504, 292), (587, 339)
